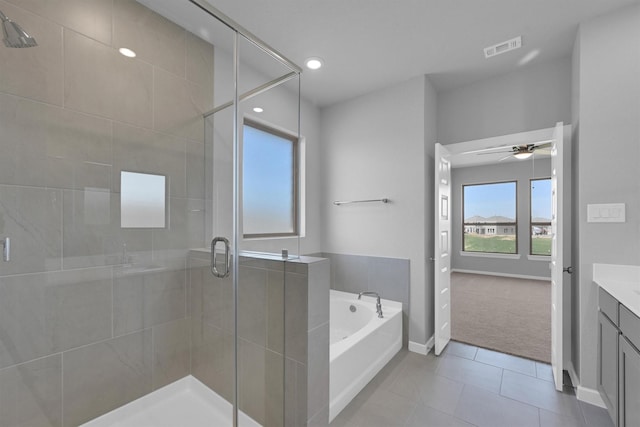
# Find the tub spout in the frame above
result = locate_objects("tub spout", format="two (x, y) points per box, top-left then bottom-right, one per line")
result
(358, 291), (384, 318)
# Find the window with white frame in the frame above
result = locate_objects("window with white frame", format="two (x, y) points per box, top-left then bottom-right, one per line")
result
(462, 181), (517, 254)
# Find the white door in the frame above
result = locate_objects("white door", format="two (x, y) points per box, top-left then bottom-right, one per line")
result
(550, 121), (565, 391)
(434, 143), (452, 355)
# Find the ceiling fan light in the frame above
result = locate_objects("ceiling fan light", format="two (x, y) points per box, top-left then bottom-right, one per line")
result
(513, 152), (533, 160)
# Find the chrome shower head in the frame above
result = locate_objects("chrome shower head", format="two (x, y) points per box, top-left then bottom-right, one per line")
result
(1, 10), (38, 48)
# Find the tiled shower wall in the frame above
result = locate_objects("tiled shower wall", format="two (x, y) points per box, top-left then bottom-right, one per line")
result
(314, 252), (410, 345)
(0, 1), (211, 425)
(188, 252), (330, 427)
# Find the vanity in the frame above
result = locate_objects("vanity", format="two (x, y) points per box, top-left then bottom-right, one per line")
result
(594, 264), (640, 427)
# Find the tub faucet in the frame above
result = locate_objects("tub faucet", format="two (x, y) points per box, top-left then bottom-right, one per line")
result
(358, 291), (383, 318)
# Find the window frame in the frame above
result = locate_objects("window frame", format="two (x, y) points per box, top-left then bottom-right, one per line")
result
(242, 118), (299, 239)
(529, 177), (552, 256)
(462, 180), (518, 255)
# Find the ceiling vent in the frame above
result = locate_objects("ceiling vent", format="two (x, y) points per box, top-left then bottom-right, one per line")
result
(484, 36), (522, 59)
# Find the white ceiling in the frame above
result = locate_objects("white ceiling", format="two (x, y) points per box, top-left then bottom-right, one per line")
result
(144, 0), (638, 107)
(200, 0), (637, 107)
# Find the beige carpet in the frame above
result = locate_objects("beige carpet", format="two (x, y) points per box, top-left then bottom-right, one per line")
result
(451, 272), (551, 363)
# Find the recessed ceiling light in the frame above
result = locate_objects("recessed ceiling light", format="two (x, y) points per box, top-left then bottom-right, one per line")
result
(119, 47), (136, 58)
(253, 107), (264, 113)
(305, 57), (323, 70)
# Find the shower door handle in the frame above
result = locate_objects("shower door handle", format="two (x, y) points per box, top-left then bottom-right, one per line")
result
(210, 237), (230, 278)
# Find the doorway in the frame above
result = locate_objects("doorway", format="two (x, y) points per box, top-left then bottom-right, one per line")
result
(434, 123), (570, 389)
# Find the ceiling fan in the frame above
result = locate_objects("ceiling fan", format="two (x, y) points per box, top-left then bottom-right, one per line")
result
(461, 139), (553, 161)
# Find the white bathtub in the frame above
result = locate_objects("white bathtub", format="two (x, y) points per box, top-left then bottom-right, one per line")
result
(329, 289), (403, 422)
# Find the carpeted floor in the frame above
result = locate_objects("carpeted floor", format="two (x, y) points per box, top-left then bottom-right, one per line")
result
(451, 272), (551, 363)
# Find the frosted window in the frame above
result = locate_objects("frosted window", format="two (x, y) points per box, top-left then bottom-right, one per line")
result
(243, 121), (297, 237)
(121, 171), (166, 228)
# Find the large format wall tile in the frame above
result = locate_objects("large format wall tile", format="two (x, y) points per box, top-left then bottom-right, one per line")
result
(154, 68), (212, 143)
(186, 31), (214, 94)
(62, 189), (153, 269)
(284, 267), (308, 364)
(7, 0), (113, 45)
(112, 122), (186, 197)
(113, 0), (185, 76)
(307, 323), (329, 421)
(238, 339), (285, 427)
(152, 317), (190, 390)
(64, 29), (153, 128)
(0, 1), (63, 105)
(267, 269), (285, 354)
(191, 322), (234, 403)
(63, 330), (152, 427)
(0, 93), (112, 189)
(0, 268), (112, 369)
(0, 355), (62, 427)
(238, 265), (268, 347)
(0, 185), (62, 276)
(113, 267), (186, 337)
(186, 141), (206, 199)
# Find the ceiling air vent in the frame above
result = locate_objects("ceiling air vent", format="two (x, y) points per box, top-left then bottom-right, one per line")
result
(484, 36), (522, 59)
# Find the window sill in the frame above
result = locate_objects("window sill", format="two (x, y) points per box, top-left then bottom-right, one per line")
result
(528, 255), (551, 262)
(459, 251), (521, 260)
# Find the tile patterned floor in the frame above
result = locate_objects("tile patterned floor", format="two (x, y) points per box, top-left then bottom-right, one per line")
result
(330, 341), (614, 427)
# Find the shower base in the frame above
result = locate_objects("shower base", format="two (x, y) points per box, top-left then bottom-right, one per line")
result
(81, 376), (260, 427)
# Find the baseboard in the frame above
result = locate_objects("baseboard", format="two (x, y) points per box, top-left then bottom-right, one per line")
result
(564, 363), (606, 408)
(452, 269), (550, 281)
(409, 336), (433, 355)
(576, 385), (606, 408)
(566, 362), (579, 389)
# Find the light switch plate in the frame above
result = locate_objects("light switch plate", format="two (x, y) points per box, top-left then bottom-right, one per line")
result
(587, 203), (626, 223)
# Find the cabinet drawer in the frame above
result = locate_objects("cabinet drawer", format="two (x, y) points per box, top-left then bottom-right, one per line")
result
(620, 306), (640, 349)
(600, 287), (619, 325)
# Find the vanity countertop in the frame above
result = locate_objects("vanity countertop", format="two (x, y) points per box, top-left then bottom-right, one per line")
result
(593, 263), (640, 318)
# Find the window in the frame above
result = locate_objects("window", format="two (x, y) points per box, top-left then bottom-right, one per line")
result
(120, 171), (166, 228)
(463, 181), (517, 254)
(242, 119), (298, 237)
(530, 178), (552, 256)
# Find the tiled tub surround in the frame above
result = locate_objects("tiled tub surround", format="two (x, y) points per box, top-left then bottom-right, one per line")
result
(0, 0), (212, 425)
(188, 250), (331, 426)
(313, 253), (410, 345)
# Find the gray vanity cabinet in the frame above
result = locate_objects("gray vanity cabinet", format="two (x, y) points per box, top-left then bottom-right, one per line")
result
(598, 286), (620, 425)
(619, 305), (640, 427)
(598, 310), (619, 422)
(599, 286), (640, 427)
(619, 337), (640, 427)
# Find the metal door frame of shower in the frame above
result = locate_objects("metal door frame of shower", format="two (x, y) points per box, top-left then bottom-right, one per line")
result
(187, 1), (302, 426)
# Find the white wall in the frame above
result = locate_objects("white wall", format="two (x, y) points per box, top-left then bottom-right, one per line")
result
(437, 56), (572, 145)
(451, 159), (552, 279)
(573, 3), (640, 393)
(320, 76), (436, 346)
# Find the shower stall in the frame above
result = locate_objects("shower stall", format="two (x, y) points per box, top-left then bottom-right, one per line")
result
(0, 0), (309, 426)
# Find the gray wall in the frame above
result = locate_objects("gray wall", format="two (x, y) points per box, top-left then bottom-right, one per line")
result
(319, 76), (437, 349)
(437, 56), (572, 145)
(451, 159), (552, 279)
(572, 3), (640, 392)
(316, 252), (410, 346)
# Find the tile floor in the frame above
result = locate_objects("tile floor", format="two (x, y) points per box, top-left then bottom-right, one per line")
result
(330, 341), (614, 427)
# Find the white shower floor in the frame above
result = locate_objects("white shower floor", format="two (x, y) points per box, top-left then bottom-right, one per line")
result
(81, 376), (260, 427)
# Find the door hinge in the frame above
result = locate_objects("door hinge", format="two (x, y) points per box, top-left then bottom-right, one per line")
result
(563, 266), (573, 274)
